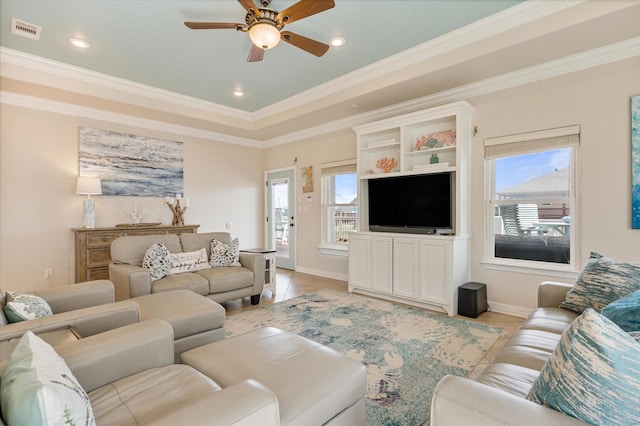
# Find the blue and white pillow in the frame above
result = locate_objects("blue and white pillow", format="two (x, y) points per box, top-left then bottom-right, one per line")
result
(560, 252), (640, 313)
(601, 289), (640, 332)
(142, 242), (171, 281)
(0, 331), (96, 425)
(527, 308), (640, 424)
(4, 292), (53, 323)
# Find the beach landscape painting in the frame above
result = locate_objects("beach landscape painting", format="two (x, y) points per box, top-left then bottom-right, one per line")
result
(79, 127), (183, 197)
(633, 96), (640, 229)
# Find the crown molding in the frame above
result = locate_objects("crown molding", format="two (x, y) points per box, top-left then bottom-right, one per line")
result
(0, 90), (263, 148)
(263, 36), (640, 147)
(253, 0), (583, 122)
(0, 47), (254, 124)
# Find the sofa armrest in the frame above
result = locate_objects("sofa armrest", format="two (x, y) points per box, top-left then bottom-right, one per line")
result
(147, 379), (280, 426)
(239, 252), (266, 292)
(538, 281), (573, 308)
(55, 319), (174, 393)
(430, 375), (588, 426)
(0, 300), (140, 342)
(109, 263), (152, 300)
(33, 280), (115, 313)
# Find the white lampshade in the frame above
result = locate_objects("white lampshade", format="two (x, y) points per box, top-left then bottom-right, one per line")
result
(76, 176), (102, 196)
(249, 23), (281, 50)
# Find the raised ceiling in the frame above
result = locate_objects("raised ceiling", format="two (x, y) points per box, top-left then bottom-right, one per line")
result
(1, 1), (640, 144)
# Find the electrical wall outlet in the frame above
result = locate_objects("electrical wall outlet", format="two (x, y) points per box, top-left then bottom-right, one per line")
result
(44, 268), (53, 278)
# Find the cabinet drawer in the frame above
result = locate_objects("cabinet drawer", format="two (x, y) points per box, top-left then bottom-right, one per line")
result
(86, 248), (112, 267)
(87, 232), (123, 248)
(87, 267), (109, 281)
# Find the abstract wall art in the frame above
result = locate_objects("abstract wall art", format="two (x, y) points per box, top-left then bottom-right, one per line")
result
(79, 127), (183, 197)
(633, 96), (639, 229)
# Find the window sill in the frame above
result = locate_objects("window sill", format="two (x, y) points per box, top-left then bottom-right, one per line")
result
(482, 258), (580, 280)
(318, 245), (348, 257)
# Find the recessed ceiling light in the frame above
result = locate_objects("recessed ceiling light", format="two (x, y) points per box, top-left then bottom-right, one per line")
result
(233, 90), (245, 97)
(67, 37), (91, 49)
(329, 36), (346, 47)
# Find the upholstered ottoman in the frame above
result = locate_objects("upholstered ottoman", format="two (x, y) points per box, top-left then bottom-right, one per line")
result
(181, 326), (366, 426)
(132, 290), (226, 362)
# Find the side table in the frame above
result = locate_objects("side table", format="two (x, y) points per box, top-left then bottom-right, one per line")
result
(240, 248), (277, 296)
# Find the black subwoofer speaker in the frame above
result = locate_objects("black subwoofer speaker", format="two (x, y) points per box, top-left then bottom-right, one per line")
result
(458, 282), (487, 318)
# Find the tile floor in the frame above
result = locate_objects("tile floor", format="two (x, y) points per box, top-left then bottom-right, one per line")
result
(221, 268), (524, 379)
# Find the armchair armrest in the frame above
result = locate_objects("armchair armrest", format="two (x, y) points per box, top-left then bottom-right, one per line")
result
(148, 379), (280, 426)
(33, 280), (114, 313)
(538, 281), (573, 308)
(0, 300), (140, 342)
(430, 375), (588, 426)
(239, 252), (266, 293)
(55, 319), (174, 393)
(109, 263), (152, 300)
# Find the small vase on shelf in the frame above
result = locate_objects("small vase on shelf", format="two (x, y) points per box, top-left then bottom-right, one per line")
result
(430, 154), (439, 164)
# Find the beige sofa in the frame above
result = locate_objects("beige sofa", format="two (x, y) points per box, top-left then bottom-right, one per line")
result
(0, 320), (280, 426)
(109, 232), (266, 304)
(430, 281), (589, 425)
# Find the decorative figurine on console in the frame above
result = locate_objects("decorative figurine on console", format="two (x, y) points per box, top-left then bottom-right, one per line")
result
(165, 194), (189, 226)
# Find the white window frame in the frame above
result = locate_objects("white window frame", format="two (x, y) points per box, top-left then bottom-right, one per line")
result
(482, 126), (581, 277)
(319, 159), (357, 256)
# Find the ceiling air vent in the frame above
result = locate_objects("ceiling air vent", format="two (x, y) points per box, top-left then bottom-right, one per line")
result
(11, 18), (42, 41)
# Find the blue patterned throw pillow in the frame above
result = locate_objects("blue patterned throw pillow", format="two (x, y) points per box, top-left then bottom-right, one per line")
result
(560, 252), (640, 313)
(527, 308), (640, 425)
(601, 289), (640, 332)
(142, 242), (171, 281)
(4, 292), (53, 323)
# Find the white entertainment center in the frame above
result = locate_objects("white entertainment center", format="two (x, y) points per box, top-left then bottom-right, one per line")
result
(348, 101), (474, 316)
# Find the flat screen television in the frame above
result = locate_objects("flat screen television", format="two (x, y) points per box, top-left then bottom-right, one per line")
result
(368, 172), (453, 234)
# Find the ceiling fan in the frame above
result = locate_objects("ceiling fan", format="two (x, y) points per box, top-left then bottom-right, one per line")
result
(185, 0), (335, 62)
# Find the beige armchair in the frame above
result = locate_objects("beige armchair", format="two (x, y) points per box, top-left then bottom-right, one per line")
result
(0, 280), (139, 361)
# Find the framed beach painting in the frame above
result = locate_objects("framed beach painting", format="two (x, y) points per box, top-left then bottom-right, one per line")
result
(79, 127), (183, 197)
(633, 96), (640, 229)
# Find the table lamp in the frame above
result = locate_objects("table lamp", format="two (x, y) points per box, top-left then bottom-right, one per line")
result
(76, 176), (102, 228)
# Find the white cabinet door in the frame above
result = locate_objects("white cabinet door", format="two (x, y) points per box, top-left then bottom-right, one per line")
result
(418, 240), (450, 306)
(393, 237), (420, 298)
(348, 234), (371, 289)
(370, 236), (393, 294)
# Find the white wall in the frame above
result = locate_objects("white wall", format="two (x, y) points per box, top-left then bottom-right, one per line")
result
(0, 105), (264, 292)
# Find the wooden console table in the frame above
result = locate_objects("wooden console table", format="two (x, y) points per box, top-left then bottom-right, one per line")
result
(73, 224), (200, 283)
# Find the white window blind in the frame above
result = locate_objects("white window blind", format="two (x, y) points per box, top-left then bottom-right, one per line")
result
(320, 159), (357, 176)
(484, 125), (580, 160)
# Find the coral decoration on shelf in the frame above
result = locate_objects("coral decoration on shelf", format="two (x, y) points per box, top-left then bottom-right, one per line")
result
(376, 157), (398, 173)
(415, 129), (456, 151)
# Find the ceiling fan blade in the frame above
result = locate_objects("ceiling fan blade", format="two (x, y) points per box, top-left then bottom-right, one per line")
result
(247, 44), (265, 62)
(277, 0), (335, 25)
(184, 22), (243, 30)
(237, 0), (257, 13)
(281, 31), (330, 57)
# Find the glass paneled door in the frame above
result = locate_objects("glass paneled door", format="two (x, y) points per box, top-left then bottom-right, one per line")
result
(266, 169), (295, 270)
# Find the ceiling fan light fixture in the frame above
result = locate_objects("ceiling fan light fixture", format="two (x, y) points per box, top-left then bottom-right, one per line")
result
(249, 22), (280, 50)
(329, 36), (346, 47)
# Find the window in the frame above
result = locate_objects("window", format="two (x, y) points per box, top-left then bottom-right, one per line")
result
(320, 160), (357, 254)
(484, 126), (579, 270)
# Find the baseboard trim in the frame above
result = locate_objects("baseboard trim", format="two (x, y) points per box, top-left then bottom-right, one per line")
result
(293, 266), (348, 282)
(487, 301), (532, 318)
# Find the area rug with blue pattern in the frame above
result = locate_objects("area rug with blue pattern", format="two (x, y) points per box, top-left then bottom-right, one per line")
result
(224, 289), (503, 425)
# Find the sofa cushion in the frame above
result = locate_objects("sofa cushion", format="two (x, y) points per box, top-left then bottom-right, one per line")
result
(477, 363), (540, 398)
(168, 248), (210, 274)
(0, 331), (95, 426)
(519, 307), (579, 334)
(4, 292), (53, 323)
(89, 364), (221, 424)
(111, 234), (182, 266)
(527, 308), (640, 425)
(180, 232), (232, 257)
(197, 266), (254, 293)
(560, 252), (640, 314)
(494, 329), (561, 371)
(151, 273), (209, 295)
(142, 241), (171, 281)
(210, 238), (241, 267)
(601, 289), (640, 332)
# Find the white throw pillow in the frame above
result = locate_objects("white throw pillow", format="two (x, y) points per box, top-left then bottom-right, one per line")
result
(210, 238), (241, 267)
(0, 331), (96, 426)
(142, 242), (171, 281)
(168, 248), (211, 274)
(4, 292), (53, 323)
